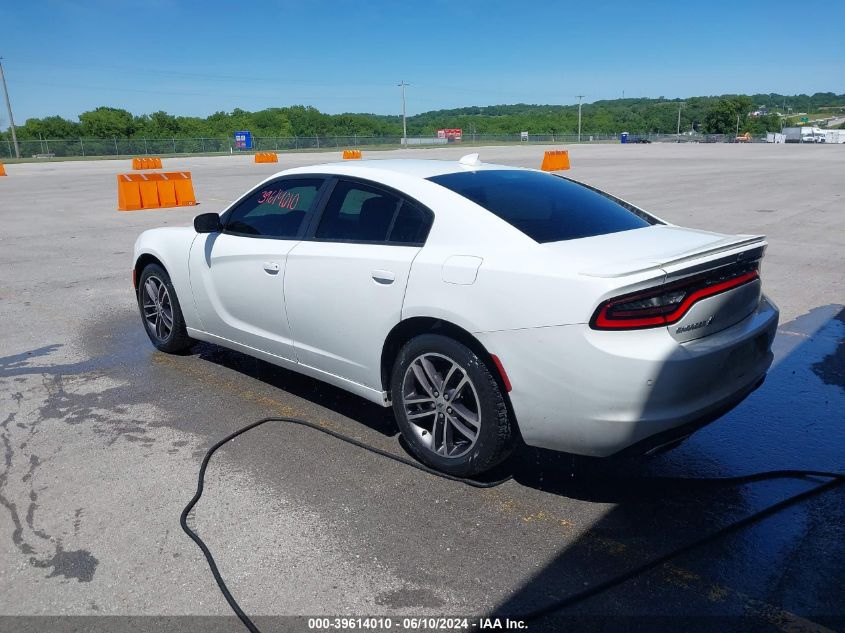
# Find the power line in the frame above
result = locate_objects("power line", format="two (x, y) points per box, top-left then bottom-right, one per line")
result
(0, 58), (20, 159)
(10, 59), (378, 88)
(11, 59), (558, 104)
(6, 77), (396, 103)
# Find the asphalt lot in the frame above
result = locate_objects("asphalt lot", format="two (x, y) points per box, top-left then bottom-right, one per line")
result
(1, 143), (843, 631)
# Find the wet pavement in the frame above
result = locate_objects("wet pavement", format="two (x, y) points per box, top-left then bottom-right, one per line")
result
(0, 144), (843, 632)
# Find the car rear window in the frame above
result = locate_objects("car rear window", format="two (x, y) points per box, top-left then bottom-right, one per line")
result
(428, 170), (656, 243)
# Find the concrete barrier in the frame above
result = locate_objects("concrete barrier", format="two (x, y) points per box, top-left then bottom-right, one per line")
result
(254, 152), (278, 163)
(118, 172), (196, 211)
(132, 157), (163, 170)
(540, 150), (570, 171)
(342, 149), (362, 160)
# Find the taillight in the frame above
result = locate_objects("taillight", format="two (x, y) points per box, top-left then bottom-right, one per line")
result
(591, 265), (759, 330)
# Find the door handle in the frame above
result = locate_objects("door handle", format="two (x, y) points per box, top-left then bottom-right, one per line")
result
(263, 261), (280, 274)
(371, 269), (395, 285)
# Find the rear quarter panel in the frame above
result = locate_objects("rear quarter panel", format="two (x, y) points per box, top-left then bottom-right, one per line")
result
(403, 242), (668, 333)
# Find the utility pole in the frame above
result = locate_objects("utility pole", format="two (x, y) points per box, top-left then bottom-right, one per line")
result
(398, 81), (409, 146)
(0, 58), (21, 159)
(676, 104), (682, 142)
(736, 113), (740, 138)
(576, 95), (585, 142)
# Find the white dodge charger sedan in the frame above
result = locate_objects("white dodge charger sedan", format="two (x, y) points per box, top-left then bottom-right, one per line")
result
(133, 155), (778, 475)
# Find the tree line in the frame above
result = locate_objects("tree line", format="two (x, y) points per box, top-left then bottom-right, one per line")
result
(3, 93), (843, 142)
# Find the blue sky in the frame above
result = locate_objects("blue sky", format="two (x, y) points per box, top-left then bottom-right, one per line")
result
(1, 0), (843, 124)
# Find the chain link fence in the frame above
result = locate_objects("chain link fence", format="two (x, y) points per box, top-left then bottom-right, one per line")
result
(2, 132), (728, 160)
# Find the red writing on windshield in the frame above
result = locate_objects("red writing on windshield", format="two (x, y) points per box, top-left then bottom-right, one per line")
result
(257, 189), (301, 210)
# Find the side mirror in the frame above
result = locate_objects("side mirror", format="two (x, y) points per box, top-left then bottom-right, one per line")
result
(194, 213), (221, 234)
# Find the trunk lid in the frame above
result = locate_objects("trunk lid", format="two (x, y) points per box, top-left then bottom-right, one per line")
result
(542, 225), (765, 278)
(546, 225), (768, 342)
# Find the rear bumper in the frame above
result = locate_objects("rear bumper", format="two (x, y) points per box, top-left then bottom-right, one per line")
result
(615, 374), (766, 457)
(477, 295), (779, 457)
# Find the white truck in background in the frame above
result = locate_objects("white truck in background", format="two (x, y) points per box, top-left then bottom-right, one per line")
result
(783, 126), (826, 143)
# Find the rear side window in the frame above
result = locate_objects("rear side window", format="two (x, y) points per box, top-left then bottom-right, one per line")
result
(225, 178), (323, 238)
(428, 170), (656, 243)
(315, 180), (432, 245)
(388, 200), (431, 244)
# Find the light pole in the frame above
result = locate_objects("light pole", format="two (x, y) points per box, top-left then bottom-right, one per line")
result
(676, 104), (682, 142)
(658, 100), (684, 141)
(576, 95), (585, 142)
(398, 81), (409, 146)
(0, 58), (21, 159)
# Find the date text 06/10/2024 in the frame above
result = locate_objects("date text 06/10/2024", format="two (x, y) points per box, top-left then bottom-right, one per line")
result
(306, 617), (527, 630)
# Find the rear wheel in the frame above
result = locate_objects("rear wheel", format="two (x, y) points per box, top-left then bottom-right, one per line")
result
(137, 263), (192, 353)
(391, 334), (513, 476)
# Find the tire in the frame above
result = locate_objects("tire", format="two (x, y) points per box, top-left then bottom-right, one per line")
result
(137, 263), (192, 353)
(391, 334), (513, 476)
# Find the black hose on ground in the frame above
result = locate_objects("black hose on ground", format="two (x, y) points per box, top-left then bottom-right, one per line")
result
(179, 416), (845, 632)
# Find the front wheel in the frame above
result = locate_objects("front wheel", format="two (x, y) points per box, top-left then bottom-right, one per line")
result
(391, 334), (514, 477)
(137, 263), (192, 353)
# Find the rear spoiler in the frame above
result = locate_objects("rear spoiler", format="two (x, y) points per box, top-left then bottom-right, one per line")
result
(581, 235), (767, 278)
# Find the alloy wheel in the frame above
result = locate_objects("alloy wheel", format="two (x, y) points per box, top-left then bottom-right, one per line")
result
(142, 276), (174, 342)
(401, 353), (481, 458)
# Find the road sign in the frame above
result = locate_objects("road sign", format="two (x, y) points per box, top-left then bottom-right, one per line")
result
(234, 130), (252, 150)
(437, 129), (462, 141)
(800, 117), (809, 123)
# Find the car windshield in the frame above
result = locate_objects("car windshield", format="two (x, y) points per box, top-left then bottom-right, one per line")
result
(428, 169), (657, 243)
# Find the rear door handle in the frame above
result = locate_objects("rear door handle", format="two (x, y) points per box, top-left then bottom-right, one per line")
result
(263, 261), (280, 274)
(371, 269), (395, 285)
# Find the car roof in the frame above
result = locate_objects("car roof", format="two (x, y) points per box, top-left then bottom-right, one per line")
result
(283, 158), (526, 180)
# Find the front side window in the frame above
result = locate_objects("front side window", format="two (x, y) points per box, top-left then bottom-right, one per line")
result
(225, 178), (323, 238)
(428, 170), (657, 243)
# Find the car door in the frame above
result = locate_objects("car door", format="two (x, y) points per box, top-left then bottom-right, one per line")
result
(188, 176), (326, 360)
(285, 178), (433, 388)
